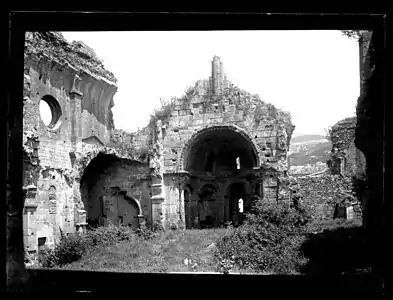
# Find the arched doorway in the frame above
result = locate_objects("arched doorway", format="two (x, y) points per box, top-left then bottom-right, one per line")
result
(181, 126), (259, 228)
(80, 152), (142, 229)
(227, 182), (247, 226)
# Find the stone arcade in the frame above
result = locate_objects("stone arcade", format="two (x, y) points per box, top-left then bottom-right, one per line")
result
(22, 32), (295, 252)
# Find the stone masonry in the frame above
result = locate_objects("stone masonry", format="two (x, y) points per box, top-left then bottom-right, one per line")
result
(327, 117), (366, 177)
(148, 56), (295, 229)
(23, 32), (148, 252)
(23, 32), (296, 252)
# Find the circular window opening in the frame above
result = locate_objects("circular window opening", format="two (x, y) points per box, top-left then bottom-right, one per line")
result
(39, 95), (62, 129)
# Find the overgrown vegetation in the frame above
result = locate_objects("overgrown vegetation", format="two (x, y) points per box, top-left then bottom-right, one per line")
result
(36, 225), (137, 268)
(295, 174), (362, 222)
(33, 226), (227, 273)
(215, 199), (368, 275)
(341, 30), (369, 43)
(25, 31), (117, 83)
(31, 200), (368, 274)
(215, 202), (310, 274)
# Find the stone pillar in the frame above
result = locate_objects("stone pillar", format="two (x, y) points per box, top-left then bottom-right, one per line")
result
(168, 171), (189, 229)
(69, 74), (83, 155)
(137, 215), (147, 229)
(149, 119), (166, 228)
(23, 185), (38, 253)
(151, 176), (165, 227)
(262, 168), (278, 204)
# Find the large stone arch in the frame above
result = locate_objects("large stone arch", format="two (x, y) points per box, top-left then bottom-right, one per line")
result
(179, 124), (261, 172)
(78, 149), (146, 228)
(75, 146), (138, 181)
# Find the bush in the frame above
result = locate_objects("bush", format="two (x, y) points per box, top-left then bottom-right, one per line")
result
(37, 246), (57, 268)
(38, 225), (136, 268)
(215, 201), (310, 274)
(135, 226), (156, 240)
(151, 222), (165, 233)
(86, 224), (134, 248)
(53, 232), (89, 266)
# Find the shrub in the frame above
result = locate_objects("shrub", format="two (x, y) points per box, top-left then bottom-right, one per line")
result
(53, 232), (89, 266)
(151, 222), (165, 233)
(136, 226), (156, 240)
(38, 224), (136, 268)
(215, 201), (310, 274)
(38, 246), (57, 268)
(86, 224), (134, 248)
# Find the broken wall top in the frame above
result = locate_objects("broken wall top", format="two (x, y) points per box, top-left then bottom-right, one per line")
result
(330, 117), (356, 152)
(25, 31), (117, 85)
(153, 80), (295, 139)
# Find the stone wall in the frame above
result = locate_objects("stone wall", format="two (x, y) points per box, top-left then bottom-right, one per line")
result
(148, 56), (295, 228)
(158, 89), (294, 174)
(23, 36), (297, 234)
(327, 117), (366, 177)
(108, 128), (152, 162)
(296, 174), (362, 222)
(22, 31), (121, 250)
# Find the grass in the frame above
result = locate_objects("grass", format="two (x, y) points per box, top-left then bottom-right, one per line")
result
(59, 228), (227, 273)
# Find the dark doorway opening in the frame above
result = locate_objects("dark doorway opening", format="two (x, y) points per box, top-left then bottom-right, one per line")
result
(228, 182), (246, 226)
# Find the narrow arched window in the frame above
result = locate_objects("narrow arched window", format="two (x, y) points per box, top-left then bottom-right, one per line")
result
(238, 198), (244, 213)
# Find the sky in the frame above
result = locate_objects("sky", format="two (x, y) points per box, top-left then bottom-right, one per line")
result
(60, 30), (360, 136)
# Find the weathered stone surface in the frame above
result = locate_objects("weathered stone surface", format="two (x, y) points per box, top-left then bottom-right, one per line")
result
(23, 33), (296, 237)
(22, 32), (148, 250)
(143, 56), (295, 229)
(327, 117), (366, 177)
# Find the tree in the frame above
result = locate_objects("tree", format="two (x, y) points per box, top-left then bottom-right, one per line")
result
(341, 30), (369, 43)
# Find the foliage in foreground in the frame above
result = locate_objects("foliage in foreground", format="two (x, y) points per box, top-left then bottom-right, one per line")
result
(215, 202), (311, 274)
(34, 205), (367, 274)
(37, 224), (139, 268)
(215, 199), (367, 275)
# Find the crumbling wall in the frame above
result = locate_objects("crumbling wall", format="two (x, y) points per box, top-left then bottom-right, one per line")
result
(108, 127), (153, 163)
(25, 32), (118, 146)
(147, 57), (295, 228)
(155, 86), (294, 175)
(295, 174), (362, 222)
(327, 117), (366, 177)
(22, 31), (122, 250)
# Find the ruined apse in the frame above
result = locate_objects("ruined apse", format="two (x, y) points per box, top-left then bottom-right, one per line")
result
(149, 55), (295, 229)
(22, 32), (150, 252)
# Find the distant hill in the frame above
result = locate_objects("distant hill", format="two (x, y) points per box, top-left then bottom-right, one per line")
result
(288, 134), (331, 174)
(291, 134), (326, 144)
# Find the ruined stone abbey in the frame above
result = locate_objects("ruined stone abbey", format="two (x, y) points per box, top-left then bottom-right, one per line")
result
(22, 32), (295, 252)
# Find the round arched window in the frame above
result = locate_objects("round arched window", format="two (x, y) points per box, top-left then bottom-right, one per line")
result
(39, 95), (62, 129)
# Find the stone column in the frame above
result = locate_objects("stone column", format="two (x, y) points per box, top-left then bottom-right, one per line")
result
(150, 120), (166, 228)
(70, 75), (87, 234)
(168, 171), (189, 229)
(23, 185), (38, 253)
(262, 168), (278, 204)
(151, 176), (165, 227)
(69, 74), (83, 155)
(276, 123), (291, 204)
